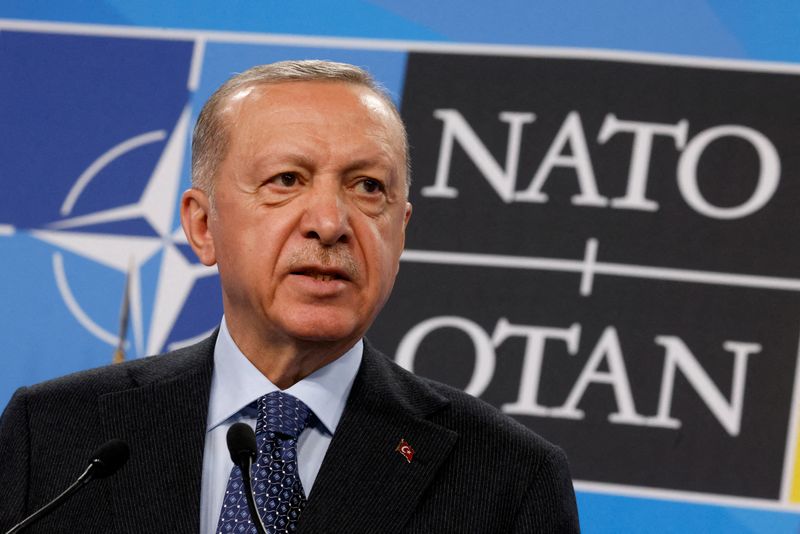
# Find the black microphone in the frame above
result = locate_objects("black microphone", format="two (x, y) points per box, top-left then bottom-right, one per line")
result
(226, 423), (267, 534)
(4, 439), (130, 534)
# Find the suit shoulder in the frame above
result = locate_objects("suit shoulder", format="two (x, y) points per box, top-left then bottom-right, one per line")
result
(365, 343), (566, 468)
(22, 335), (215, 403)
(426, 376), (562, 455)
(365, 348), (580, 531)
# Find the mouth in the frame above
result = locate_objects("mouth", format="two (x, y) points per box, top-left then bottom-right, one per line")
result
(292, 268), (350, 282)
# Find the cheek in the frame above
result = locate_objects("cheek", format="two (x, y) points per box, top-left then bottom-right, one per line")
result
(241, 210), (302, 273)
(383, 213), (408, 255)
(368, 224), (406, 280)
(214, 217), (265, 274)
(237, 228), (278, 270)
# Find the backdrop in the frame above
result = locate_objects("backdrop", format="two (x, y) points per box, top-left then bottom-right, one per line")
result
(2, 2), (800, 532)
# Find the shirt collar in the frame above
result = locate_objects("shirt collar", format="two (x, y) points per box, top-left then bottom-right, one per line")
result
(206, 317), (362, 436)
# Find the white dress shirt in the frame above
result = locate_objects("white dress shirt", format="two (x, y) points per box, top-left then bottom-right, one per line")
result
(199, 318), (363, 534)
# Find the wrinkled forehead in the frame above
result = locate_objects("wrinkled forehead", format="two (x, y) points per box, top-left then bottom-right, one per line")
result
(222, 80), (407, 164)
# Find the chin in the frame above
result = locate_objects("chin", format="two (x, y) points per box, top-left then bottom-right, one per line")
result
(280, 312), (365, 345)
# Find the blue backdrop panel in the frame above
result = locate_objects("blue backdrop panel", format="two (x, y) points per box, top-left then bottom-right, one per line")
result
(578, 491), (800, 533)
(1, 31), (193, 401)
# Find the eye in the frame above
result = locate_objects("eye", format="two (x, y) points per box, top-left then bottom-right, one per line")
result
(268, 172), (298, 188)
(357, 178), (384, 194)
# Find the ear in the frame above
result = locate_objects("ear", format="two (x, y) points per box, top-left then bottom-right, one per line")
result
(393, 202), (413, 276)
(403, 201), (412, 230)
(396, 201), (412, 255)
(180, 188), (217, 266)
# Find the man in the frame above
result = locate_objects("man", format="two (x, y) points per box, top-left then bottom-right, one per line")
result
(0, 61), (580, 533)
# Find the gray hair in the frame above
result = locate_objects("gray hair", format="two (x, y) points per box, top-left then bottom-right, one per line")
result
(191, 59), (410, 197)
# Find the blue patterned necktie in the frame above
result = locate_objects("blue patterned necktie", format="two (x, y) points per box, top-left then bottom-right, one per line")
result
(217, 391), (312, 534)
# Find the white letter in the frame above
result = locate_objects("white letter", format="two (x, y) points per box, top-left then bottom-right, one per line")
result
(597, 114), (689, 211)
(550, 327), (646, 424)
(422, 109), (535, 202)
(516, 111), (608, 206)
(497, 320), (581, 416)
(648, 337), (760, 436)
(395, 316), (496, 397)
(677, 125), (780, 219)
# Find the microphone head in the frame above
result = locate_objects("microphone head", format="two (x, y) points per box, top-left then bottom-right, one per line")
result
(89, 439), (130, 479)
(226, 422), (257, 467)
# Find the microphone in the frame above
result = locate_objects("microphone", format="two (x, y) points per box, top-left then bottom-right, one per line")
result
(87, 439), (130, 478)
(226, 423), (267, 534)
(4, 439), (129, 534)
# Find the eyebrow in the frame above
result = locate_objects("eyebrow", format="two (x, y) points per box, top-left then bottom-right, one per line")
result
(254, 153), (397, 176)
(248, 152), (314, 174)
(340, 157), (396, 175)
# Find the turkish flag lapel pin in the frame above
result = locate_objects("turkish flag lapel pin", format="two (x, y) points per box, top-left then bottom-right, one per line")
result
(395, 438), (415, 463)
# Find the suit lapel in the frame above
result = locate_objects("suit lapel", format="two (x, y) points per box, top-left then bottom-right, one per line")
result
(98, 335), (216, 533)
(301, 342), (458, 533)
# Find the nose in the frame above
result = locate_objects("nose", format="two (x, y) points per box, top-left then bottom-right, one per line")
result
(299, 182), (351, 246)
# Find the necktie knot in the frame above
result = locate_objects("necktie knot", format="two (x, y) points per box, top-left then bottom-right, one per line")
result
(256, 391), (312, 438)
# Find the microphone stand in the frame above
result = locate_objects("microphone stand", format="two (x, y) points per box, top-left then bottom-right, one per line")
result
(227, 422), (268, 534)
(4, 439), (128, 534)
(5, 462), (96, 534)
(238, 455), (268, 534)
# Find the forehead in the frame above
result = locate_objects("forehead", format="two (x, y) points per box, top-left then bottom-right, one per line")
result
(223, 80), (405, 155)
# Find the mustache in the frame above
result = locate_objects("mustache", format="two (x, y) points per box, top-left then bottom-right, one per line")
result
(285, 244), (360, 280)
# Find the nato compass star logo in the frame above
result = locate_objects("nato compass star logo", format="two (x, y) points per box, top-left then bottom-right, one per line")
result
(10, 106), (219, 358)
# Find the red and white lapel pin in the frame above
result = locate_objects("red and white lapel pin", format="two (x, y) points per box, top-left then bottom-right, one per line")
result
(395, 438), (415, 463)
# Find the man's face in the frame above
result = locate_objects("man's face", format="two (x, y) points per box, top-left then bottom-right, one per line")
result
(187, 81), (411, 351)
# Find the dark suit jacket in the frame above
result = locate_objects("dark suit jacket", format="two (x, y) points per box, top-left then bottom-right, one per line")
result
(0, 334), (580, 533)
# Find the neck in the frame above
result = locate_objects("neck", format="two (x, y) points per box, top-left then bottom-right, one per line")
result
(224, 318), (358, 389)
